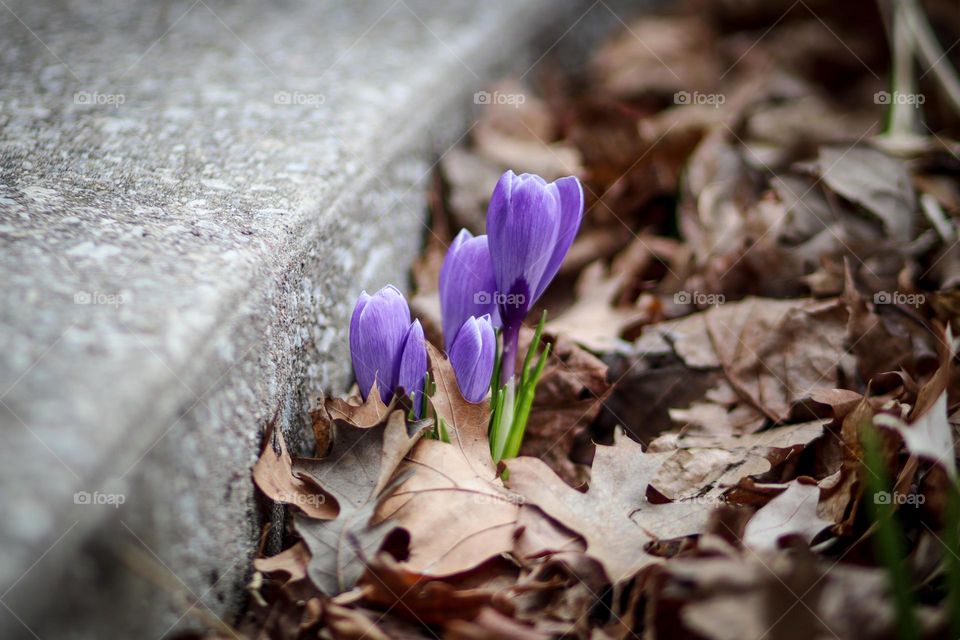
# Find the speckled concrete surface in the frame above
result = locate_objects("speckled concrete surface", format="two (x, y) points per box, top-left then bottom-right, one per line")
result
(0, 0), (598, 637)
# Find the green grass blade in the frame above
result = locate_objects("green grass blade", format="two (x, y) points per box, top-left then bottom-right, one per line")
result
(861, 420), (919, 640)
(946, 479), (960, 639)
(520, 311), (548, 387)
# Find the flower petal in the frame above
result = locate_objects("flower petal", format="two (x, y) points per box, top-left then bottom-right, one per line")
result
(487, 171), (560, 327)
(349, 291), (374, 399)
(396, 320), (428, 417)
(439, 229), (499, 349)
(449, 315), (496, 403)
(485, 170), (515, 244)
(533, 175), (584, 301)
(351, 285), (410, 402)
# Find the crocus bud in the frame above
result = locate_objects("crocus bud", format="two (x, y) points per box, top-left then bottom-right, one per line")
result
(486, 170), (583, 380)
(448, 314), (496, 403)
(487, 171), (584, 322)
(396, 320), (427, 416)
(439, 229), (499, 350)
(349, 285), (426, 405)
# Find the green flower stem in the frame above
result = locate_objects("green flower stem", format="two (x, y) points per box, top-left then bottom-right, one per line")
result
(489, 311), (549, 463)
(502, 341), (550, 460)
(415, 371), (449, 441)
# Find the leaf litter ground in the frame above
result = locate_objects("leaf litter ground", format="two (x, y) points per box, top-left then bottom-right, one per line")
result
(187, 1), (960, 638)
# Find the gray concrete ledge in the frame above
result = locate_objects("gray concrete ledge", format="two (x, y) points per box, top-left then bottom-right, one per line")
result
(0, 0), (624, 637)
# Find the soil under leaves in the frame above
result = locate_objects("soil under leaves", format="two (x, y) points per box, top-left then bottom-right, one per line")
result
(189, 1), (960, 638)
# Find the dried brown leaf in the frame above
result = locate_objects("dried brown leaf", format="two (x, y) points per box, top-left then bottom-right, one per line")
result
(357, 553), (506, 626)
(294, 410), (428, 594)
(547, 261), (651, 354)
(254, 542), (311, 585)
(742, 480), (831, 550)
(323, 382), (392, 429)
(512, 504), (585, 563)
(446, 607), (550, 640)
(322, 601), (391, 640)
(519, 332), (610, 486)
(638, 296), (848, 433)
(506, 431), (712, 583)
(648, 420), (826, 501)
(253, 421), (337, 520)
(816, 145), (917, 243)
(590, 15), (720, 99)
(378, 344), (521, 576)
(880, 327), (958, 477)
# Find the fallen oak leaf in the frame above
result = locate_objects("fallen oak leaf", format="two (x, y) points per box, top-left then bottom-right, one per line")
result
(237, 593), (324, 639)
(743, 480), (831, 551)
(309, 381), (391, 457)
(704, 297), (848, 426)
(518, 331), (611, 487)
(506, 430), (712, 584)
(809, 388), (865, 419)
(297, 483), (405, 596)
(876, 326), (958, 478)
(648, 555), (769, 640)
(377, 343), (522, 576)
(813, 393), (875, 533)
(511, 553), (611, 637)
(253, 541), (311, 586)
(446, 607), (551, 640)
(294, 409), (429, 594)
(841, 262), (925, 386)
(424, 341), (492, 468)
(513, 504), (585, 564)
(650, 543), (941, 640)
(637, 296), (849, 433)
(253, 419), (337, 520)
(321, 601), (391, 640)
(816, 145), (917, 243)
(668, 399), (769, 437)
(357, 552), (509, 626)
(323, 381), (392, 428)
(547, 261), (651, 355)
(900, 391), (956, 478)
(647, 420), (826, 501)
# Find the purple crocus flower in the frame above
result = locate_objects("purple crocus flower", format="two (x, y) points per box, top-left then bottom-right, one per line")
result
(439, 229), (499, 350)
(486, 170), (584, 380)
(448, 314), (496, 403)
(349, 285), (427, 413)
(396, 319), (427, 412)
